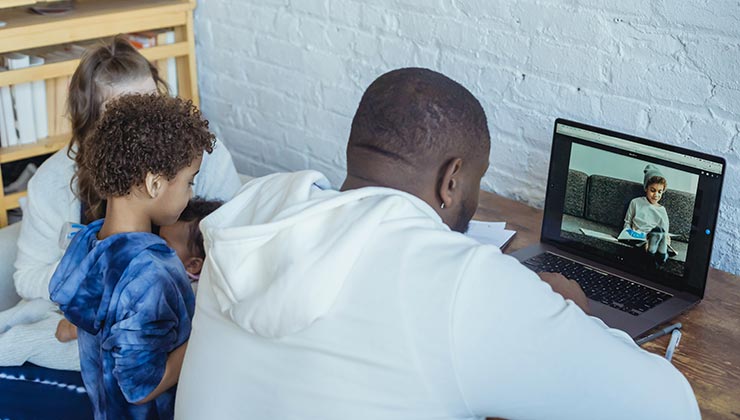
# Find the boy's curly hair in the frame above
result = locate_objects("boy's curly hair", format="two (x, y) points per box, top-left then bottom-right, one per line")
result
(83, 94), (215, 198)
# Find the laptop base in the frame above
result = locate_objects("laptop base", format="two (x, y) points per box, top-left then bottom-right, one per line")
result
(511, 243), (699, 339)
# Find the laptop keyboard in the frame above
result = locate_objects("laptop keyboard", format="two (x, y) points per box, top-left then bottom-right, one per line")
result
(522, 252), (671, 316)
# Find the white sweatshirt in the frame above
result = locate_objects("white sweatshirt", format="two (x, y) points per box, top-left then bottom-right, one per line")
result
(13, 141), (241, 301)
(623, 196), (670, 233)
(175, 170), (699, 420)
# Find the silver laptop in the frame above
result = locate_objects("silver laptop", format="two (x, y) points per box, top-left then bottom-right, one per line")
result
(512, 119), (725, 339)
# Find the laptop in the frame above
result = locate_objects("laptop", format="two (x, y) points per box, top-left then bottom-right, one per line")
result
(511, 119), (725, 339)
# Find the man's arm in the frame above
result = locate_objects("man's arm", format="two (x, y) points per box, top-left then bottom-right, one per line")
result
(450, 249), (699, 420)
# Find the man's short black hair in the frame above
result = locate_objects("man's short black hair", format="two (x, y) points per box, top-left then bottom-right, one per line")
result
(347, 67), (489, 168)
(178, 197), (223, 258)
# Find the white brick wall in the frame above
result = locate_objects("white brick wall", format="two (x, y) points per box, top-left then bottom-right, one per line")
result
(194, 0), (740, 275)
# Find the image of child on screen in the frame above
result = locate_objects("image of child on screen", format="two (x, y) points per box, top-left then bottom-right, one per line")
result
(622, 164), (671, 265)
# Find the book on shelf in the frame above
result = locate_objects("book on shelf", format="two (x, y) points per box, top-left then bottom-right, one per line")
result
(125, 32), (157, 49)
(0, 90), (6, 148)
(0, 66), (16, 147)
(5, 53), (37, 145)
(30, 56), (49, 140)
(164, 30), (178, 96)
(45, 73), (55, 137)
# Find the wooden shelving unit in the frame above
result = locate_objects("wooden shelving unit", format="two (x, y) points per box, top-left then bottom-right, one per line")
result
(0, 0), (199, 226)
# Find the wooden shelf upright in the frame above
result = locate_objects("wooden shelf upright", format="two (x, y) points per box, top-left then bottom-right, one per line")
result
(0, 0), (200, 226)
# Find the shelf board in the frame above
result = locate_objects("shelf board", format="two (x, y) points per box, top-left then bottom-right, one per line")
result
(0, 0), (51, 8)
(0, 42), (190, 85)
(0, 190), (24, 211)
(0, 0), (195, 53)
(0, 133), (68, 163)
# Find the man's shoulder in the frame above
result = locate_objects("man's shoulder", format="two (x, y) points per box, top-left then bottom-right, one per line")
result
(400, 229), (513, 283)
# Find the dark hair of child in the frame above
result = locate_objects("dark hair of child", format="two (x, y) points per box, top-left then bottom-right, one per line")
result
(645, 176), (667, 190)
(82, 94), (215, 198)
(68, 35), (170, 222)
(178, 198), (224, 258)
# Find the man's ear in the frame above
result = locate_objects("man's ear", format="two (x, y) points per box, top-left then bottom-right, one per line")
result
(185, 256), (204, 275)
(438, 157), (463, 210)
(144, 172), (163, 199)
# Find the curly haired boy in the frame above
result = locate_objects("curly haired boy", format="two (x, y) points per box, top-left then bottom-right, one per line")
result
(49, 93), (215, 419)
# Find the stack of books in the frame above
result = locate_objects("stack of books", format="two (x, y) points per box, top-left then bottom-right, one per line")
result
(0, 52), (51, 148)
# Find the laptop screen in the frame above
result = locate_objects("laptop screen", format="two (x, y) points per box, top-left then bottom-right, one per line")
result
(542, 119), (725, 297)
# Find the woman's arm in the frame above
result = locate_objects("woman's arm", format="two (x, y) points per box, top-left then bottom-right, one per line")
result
(14, 151), (79, 300)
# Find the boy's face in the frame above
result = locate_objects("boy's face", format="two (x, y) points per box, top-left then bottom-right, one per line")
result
(159, 221), (194, 267)
(645, 182), (665, 205)
(152, 155), (202, 226)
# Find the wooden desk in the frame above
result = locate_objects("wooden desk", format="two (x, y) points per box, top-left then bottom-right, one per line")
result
(475, 191), (740, 420)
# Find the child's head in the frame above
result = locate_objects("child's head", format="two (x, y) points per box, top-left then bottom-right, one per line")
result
(69, 35), (167, 145)
(69, 35), (169, 222)
(159, 198), (224, 276)
(643, 164), (667, 205)
(83, 94), (215, 227)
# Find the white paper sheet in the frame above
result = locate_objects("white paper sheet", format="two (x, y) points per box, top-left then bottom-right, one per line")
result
(466, 220), (516, 249)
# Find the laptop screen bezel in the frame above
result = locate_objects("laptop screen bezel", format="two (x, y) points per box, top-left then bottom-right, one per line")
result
(541, 118), (726, 298)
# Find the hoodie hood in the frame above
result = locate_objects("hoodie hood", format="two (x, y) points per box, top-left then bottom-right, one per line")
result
(200, 170), (446, 338)
(49, 220), (173, 334)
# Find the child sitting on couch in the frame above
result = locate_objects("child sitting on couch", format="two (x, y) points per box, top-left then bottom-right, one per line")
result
(49, 93), (214, 419)
(622, 164), (672, 265)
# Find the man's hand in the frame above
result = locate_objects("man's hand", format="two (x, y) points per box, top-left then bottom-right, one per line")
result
(55, 318), (78, 342)
(538, 272), (590, 314)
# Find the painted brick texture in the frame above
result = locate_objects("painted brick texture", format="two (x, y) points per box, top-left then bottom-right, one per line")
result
(194, 1), (740, 275)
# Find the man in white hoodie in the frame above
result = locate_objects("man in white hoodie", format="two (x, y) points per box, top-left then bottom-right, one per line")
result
(175, 68), (700, 420)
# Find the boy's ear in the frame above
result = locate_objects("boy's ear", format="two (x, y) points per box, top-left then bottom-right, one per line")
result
(437, 157), (463, 210)
(144, 172), (162, 199)
(185, 256), (204, 275)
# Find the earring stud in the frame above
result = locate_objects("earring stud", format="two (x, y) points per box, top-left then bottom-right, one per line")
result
(440, 202), (445, 209)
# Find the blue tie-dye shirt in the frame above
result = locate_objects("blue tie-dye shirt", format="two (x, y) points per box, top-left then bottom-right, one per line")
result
(49, 219), (195, 420)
